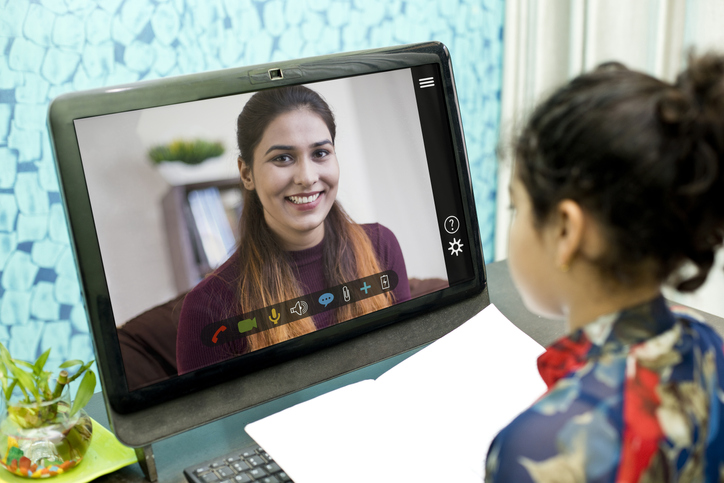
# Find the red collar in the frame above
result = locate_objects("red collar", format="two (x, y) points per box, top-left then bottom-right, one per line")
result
(537, 333), (593, 388)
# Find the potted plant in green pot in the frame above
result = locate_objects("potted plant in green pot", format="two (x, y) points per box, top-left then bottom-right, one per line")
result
(0, 343), (96, 478)
(149, 138), (231, 186)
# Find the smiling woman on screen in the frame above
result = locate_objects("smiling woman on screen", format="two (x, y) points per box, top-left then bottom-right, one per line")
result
(485, 55), (724, 482)
(175, 86), (411, 374)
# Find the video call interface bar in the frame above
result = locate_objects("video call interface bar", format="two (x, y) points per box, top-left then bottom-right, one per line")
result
(410, 64), (475, 286)
(200, 270), (400, 347)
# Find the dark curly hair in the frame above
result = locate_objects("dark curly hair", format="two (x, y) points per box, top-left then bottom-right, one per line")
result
(515, 53), (724, 291)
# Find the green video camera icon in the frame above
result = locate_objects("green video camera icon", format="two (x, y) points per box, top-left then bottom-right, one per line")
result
(237, 317), (257, 334)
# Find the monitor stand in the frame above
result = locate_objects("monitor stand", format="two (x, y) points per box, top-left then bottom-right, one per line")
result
(134, 446), (157, 482)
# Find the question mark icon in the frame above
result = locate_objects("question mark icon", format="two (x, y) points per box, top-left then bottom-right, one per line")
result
(444, 215), (459, 234)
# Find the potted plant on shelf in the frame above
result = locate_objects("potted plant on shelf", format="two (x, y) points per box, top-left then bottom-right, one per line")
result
(148, 139), (231, 186)
(0, 343), (96, 478)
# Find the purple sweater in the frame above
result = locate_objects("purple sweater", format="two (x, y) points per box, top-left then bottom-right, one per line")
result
(176, 223), (410, 374)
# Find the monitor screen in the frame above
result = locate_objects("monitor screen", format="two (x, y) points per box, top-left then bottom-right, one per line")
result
(50, 43), (484, 415)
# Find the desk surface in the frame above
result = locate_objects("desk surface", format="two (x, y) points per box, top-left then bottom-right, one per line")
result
(91, 260), (724, 482)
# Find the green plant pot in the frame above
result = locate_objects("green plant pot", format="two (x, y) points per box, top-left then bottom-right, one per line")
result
(0, 384), (92, 478)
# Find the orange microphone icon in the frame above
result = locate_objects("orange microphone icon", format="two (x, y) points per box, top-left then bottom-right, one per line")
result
(269, 308), (281, 324)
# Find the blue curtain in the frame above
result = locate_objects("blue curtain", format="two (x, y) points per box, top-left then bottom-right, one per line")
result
(0, 0), (503, 372)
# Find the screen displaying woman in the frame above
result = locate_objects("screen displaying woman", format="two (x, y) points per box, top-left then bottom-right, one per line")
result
(176, 86), (411, 374)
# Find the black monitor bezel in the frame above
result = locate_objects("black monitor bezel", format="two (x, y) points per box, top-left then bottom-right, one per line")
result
(48, 42), (486, 415)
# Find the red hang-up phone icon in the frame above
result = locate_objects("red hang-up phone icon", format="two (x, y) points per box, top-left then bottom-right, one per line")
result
(212, 326), (227, 344)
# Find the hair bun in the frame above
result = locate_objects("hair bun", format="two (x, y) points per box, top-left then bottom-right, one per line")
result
(657, 88), (693, 126)
(667, 53), (724, 291)
(660, 53), (724, 128)
(674, 53), (724, 166)
(679, 53), (724, 112)
(664, 54), (724, 164)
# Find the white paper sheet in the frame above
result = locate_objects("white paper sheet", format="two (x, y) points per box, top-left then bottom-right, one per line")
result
(245, 304), (547, 483)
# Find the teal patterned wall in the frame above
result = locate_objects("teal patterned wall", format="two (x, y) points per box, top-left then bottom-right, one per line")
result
(0, 0), (503, 373)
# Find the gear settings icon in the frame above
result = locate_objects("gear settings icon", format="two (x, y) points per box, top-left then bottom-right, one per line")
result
(448, 238), (464, 256)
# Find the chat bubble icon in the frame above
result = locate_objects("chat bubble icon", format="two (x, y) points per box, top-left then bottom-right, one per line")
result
(319, 293), (334, 307)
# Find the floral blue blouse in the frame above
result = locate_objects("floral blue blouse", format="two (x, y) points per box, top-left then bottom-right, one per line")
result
(485, 296), (724, 482)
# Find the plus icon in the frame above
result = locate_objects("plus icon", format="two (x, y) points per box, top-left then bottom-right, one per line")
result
(360, 282), (371, 294)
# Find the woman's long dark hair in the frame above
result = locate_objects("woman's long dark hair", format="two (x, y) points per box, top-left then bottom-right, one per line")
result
(515, 54), (724, 291)
(234, 86), (393, 352)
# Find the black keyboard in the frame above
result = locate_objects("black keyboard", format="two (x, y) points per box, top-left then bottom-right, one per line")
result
(184, 443), (293, 483)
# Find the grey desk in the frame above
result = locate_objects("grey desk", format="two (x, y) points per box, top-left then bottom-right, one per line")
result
(90, 261), (724, 482)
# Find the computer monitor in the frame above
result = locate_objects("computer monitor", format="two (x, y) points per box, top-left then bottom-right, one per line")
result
(48, 42), (488, 447)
